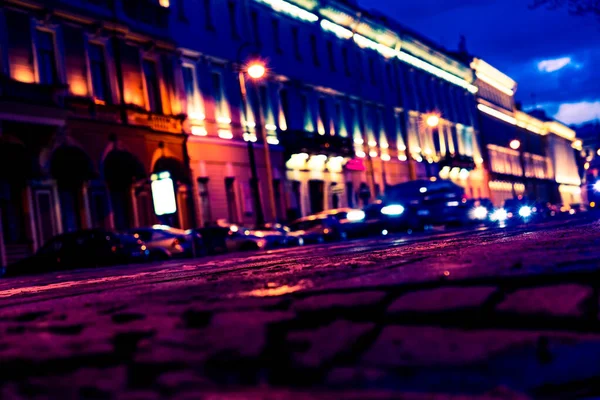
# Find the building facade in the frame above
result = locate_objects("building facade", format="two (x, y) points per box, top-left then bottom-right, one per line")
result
(0, 0), (583, 267)
(471, 58), (581, 206)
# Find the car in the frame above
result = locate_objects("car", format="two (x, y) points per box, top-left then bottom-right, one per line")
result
(288, 214), (344, 244)
(225, 225), (273, 252)
(256, 223), (304, 246)
(363, 200), (410, 235)
(384, 179), (470, 229)
(312, 208), (369, 238)
(465, 198), (494, 224)
(502, 197), (540, 223)
(1, 230), (149, 277)
(128, 225), (204, 260)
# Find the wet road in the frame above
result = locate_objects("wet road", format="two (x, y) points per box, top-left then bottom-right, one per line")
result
(1, 215), (600, 398)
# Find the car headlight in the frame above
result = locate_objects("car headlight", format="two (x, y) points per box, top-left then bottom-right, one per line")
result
(594, 181), (600, 192)
(490, 208), (508, 222)
(381, 204), (405, 216)
(472, 206), (488, 220)
(347, 210), (366, 221)
(518, 206), (532, 218)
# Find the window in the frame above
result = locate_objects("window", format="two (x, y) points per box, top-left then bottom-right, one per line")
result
(225, 177), (238, 223)
(259, 85), (269, 125)
(326, 41), (335, 71)
(143, 59), (162, 113)
(335, 102), (342, 136)
(182, 65), (199, 116)
(251, 10), (260, 48)
(342, 46), (350, 76)
(36, 30), (58, 84)
(198, 178), (212, 225)
(368, 57), (376, 85)
(204, 0), (214, 30)
(292, 26), (301, 61)
(385, 63), (393, 87)
(310, 34), (319, 66)
(211, 72), (224, 117)
(228, 1), (238, 38)
(88, 43), (110, 102)
(176, 0), (186, 20)
(272, 18), (282, 53)
(319, 98), (329, 135)
(280, 88), (290, 125)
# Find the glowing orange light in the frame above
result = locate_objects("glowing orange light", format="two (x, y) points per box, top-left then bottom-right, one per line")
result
(247, 62), (266, 79)
(509, 139), (521, 150)
(426, 114), (440, 128)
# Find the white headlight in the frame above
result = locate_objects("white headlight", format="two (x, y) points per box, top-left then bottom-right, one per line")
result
(518, 206), (532, 218)
(381, 204), (405, 216)
(346, 210), (366, 221)
(491, 208), (508, 222)
(472, 206), (488, 220)
(594, 181), (600, 192)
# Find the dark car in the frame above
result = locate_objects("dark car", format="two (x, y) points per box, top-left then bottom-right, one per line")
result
(363, 200), (411, 235)
(1, 230), (149, 277)
(289, 215), (344, 244)
(384, 179), (470, 229)
(465, 198), (494, 224)
(503, 197), (540, 222)
(128, 225), (204, 260)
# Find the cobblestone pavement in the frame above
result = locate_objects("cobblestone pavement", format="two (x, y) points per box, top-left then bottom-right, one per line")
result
(1, 216), (600, 398)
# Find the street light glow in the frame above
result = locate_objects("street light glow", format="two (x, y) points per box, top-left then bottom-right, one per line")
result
(426, 114), (440, 128)
(247, 62), (266, 79)
(510, 139), (521, 150)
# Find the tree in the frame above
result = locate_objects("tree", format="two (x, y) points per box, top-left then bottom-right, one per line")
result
(530, 0), (600, 18)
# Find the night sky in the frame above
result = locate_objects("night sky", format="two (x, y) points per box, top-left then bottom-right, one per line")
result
(359, 0), (600, 126)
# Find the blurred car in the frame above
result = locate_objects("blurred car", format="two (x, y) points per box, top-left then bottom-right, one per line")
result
(363, 200), (410, 235)
(1, 230), (149, 277)
(256, 223), (304, 246)
(502, 197), (541, 223)
(384, 179), (470, 229)
(313, 208), (369, 238)
(128, 225), (204, 260)
(193, 226), (230, 254)
(224, 224), (283, 252)
(465, 198), (494, 224)
(289, 214), (344, 244)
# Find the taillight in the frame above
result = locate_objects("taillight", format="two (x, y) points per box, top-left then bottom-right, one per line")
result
(172, 239), (180, 248)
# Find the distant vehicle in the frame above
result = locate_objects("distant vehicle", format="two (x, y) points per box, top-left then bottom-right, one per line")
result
(225, 224), (282, 252)
(289, 214), (344, 244)
(313, 208), (368, 238)
(128, 225), (204, 260)
(1, 230), (149, 277)
(193, 226), (230, 254)
(503, 197), (540, 222)
(257, 223), (304, 246)
(465, 198), (494, 224)
(384, 179), (470, 229)
(363, 200), (410, 235)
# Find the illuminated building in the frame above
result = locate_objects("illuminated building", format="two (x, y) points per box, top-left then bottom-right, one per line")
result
(470, 58), (581, 206)
(0, 0), (190, 267)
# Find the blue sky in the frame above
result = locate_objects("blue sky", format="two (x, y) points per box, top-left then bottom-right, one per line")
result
(358, 0), (600, 126)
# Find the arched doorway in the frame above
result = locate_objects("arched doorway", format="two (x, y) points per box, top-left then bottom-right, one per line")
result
(0, 141), (38, 245)
(152, 156), (192, 228)
(49, 145), (95, 233)
(103, 150), (146, 231)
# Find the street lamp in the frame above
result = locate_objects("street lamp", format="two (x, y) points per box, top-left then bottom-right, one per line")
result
(238, 58), (277, 226)
(426, 114), (440, 128)
(510, 139), (521, 150)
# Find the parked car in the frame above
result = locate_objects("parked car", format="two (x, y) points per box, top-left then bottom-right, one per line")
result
(503, 197), (541, 223)
(128, 225), (204, 260)
(1, 230), (149, 277)
(193, 226), (230, 255)
(256, 223), (304, 246)
(225, 224), (283, 252)
(384, 179), (470, 229)
(288, 215), (344, 244)
(313, 208), (369, 238)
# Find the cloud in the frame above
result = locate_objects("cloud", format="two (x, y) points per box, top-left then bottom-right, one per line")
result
(537, 57), (572, 73)
(553, 101), (600, 125)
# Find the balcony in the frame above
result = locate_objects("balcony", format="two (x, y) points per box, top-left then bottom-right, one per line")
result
(280, 130), (354, 158)
(65, 96), (122, 123)
(0, 75), (67, 107)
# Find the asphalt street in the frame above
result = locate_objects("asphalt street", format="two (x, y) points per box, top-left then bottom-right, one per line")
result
(1, 215), (600, 398)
